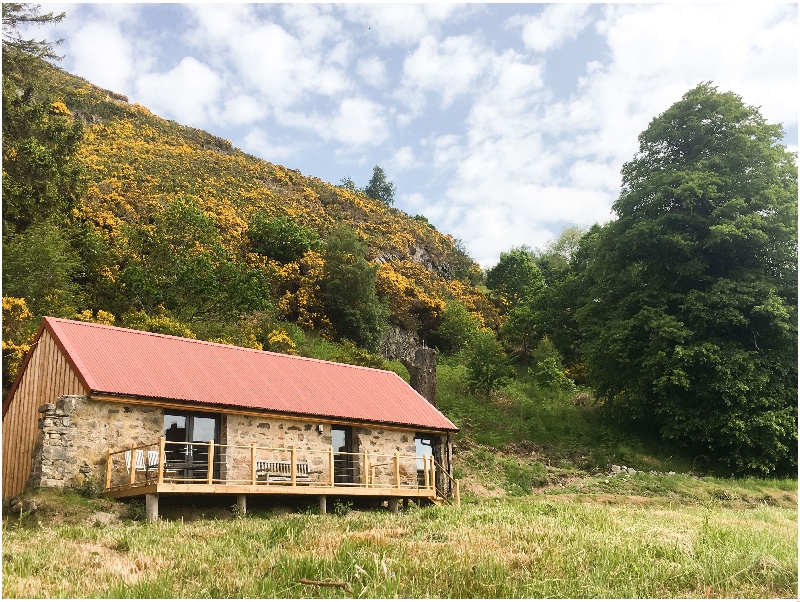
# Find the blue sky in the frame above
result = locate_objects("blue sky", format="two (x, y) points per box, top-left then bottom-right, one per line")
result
(38, 3), (798, 268)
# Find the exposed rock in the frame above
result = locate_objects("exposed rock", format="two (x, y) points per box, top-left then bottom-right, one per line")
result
(401, 348), (437, 407)
(379, 326), (419, 362)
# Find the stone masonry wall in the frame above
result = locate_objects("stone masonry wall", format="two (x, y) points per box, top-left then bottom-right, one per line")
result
(224, 416), (419, 487)
(27, 395), (83, 489)
(27, 395), (428, 490)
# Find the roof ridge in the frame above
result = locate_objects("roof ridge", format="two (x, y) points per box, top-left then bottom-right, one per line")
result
(43, 316), (398, 375)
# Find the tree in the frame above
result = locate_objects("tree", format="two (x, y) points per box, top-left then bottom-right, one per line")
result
(248, 214), (321, 263)
(2, 220), (82, 317)
(429, 300), (481, 354)
(322, 224), (388, 352)
(2, 4), (84, 232)
(120, 196), (273, 323)
(465, 329), (514, 396)
(577, 83), (797, 474)
(2, 3), (65, 77)
(339, 175), (358, 193)
(363, 165), (396, 206)
(485, 247), (544, 306)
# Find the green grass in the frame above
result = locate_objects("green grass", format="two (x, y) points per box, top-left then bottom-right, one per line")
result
(2, 489), (796, 598)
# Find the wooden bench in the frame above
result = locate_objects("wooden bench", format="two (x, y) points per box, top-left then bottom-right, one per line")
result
(256, 460), (315, 483)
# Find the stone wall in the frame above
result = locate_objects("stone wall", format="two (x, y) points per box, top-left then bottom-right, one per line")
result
(223, 415), (419, 487)
(27, 395), (82, 489)
(26, 395), (427, 490)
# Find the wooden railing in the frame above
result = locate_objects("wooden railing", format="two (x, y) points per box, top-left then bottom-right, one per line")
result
(105, 437), (459, 500)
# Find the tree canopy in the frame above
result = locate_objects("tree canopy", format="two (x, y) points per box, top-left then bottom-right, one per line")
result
(323, 224), (389, 352)
(485, 247), (544, 306)
(363, 165), (396, 206)
(577, 83), (797, 474)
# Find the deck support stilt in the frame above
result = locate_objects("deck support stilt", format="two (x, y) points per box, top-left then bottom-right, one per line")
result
(318, 495), (327, 515)
(388, 497), (399, 513)
(403, 498), (409, 510)
(145, 493), (159, 522)
(236, 494), (247, 516)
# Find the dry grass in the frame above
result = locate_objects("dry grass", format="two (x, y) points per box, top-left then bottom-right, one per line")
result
(2, 483), (796, 599)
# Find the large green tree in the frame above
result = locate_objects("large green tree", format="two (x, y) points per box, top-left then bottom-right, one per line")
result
(578, 83), (797, 474)
(485, 247), (544, 307)
(322, 225), (388, 351)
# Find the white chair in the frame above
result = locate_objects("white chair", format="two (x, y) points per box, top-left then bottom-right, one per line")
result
(124, 449), (146, 473)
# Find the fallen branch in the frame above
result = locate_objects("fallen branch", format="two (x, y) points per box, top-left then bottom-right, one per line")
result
(295, 578), (354, 594)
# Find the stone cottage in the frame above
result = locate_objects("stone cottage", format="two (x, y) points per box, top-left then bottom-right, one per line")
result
(2, 318), (459, 516)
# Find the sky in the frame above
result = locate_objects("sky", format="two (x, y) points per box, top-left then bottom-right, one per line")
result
(33, 3), (799, 269)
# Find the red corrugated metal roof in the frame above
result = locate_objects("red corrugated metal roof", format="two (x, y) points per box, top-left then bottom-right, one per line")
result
(40, 317), (456, 431)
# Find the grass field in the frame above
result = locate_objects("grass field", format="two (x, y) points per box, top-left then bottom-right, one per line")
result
(2, 476), (796, 598)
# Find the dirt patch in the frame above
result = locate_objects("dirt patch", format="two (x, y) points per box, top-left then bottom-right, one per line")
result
(463, 479), (503, 498)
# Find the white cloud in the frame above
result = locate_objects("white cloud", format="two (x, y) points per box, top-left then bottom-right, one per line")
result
(219, 95), (267, 127)
(357, 57), (387, 88)
(135, 57), (223, 125)
(243, 128), (298, 161)
(399, 192), (426, 212)
(330, 98), (389, 146)
(341, 4), (468, 46)
(509, 4), (592, 53)
(184, 5), (351, 110)
(431, 4), (797, 266)
(55, 4), (154, 96)
(279, 97), (389, 148)
(388, 146), (421, 171)
(400, 34), (494, 110)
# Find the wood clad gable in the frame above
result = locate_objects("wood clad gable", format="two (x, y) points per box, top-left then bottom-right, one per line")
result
(2, 328), (87, 497)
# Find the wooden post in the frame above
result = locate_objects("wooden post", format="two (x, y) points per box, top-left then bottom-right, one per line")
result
(362, 450), (369, 486)
(423, 455), (429, 489)
(429, 456), (435, 491)
(236, 494), (247, 516)
(291, 446), (297, 486)
(251, 444), (257, 485)
(455, 479), (461, 506)
(157, 437), (165, 484)
(129, 446), (136, 486)
(319, 495), (327, 515)
(329, 447), (335, 486)
(207, 440), (214, 485)
(105, 450), (112, 490)
(394, 452), (400, 488)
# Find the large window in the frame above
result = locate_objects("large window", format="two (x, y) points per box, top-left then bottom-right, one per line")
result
(163, 411), (220, 480)
(415, 434), (433, 486)
(331, 426), (355, 484)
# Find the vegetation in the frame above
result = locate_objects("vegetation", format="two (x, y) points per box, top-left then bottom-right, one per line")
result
(2, 477), (796, 598)
(322, 225), (389, 352)
(578, 84), (798, 475)
(486, 85), (797, 476)
(363, 165), (396, 207)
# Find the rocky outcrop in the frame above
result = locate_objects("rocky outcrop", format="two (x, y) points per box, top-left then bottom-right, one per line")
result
(401, 348), (437, 407)
(379, 326), (420, 362)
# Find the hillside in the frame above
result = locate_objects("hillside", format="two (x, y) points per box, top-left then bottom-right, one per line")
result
(3, 59), (499, 384)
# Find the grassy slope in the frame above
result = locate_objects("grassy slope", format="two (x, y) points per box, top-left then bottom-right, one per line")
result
(2, 483), (796, 598)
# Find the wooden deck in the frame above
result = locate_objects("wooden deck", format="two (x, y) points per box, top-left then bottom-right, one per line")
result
(105, 437), (460, 508)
